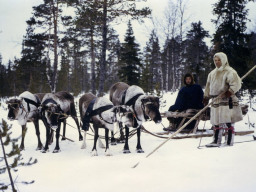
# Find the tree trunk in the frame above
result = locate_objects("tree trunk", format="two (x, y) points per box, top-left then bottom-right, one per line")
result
(52, 0), (58, 93)
(90, 28), (96, 94)
(98, 0), (107, 96)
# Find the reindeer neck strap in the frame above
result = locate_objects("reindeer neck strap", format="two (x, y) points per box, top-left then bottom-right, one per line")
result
(23, 97), (41, 112)
(126, 93), (144, 106)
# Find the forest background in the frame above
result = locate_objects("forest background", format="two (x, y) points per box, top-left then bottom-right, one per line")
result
(0, 0), (256, 97)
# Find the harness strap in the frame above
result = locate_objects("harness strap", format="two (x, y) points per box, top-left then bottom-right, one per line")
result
(121, 89), (127, 105)
(42, 98), (64, 114)
(126, 93), (143, 106)
(82, 98), (114, 131)
(23, 97), (41, 112)
(125, 93), (144, 122)
(90, 105), (114, 117)
(42, 98), (58, 106)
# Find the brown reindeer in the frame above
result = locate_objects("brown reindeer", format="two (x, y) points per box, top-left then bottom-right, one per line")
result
(79, 93), (137, 156)
(40, 91), (83, 153)
(109, 82), (162, 153)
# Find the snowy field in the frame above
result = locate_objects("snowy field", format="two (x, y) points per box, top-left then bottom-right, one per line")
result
(1, 91), (256, 192)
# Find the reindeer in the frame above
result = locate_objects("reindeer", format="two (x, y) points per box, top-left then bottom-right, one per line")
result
(109, 82), (162, 153)
(40, 91), (83, 153)
(6, 91), (46, 151)
(79, 93), (137, 156)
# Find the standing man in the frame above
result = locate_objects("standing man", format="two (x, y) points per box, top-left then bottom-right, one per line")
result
(203, 52), (243, 147)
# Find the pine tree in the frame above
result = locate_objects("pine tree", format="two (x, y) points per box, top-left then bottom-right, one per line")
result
(56, 50), (70, 92)
(212, 0), (255, 88)
(15, 22), (50, 94)
(183, 21), (210, 85)
(162, 37), (181, 91)
(74, 2), (102, 94)
(118, 21), (142, 86)
(96, 0), (151, 95)
(27, 0), (70, 93)
(0, 119), (37, 191)
(142, 31), (163, 92)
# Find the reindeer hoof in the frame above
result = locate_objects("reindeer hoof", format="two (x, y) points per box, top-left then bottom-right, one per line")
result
(19, 146), (25, 151)
(53, 149), (61, 153)
(105, 149), (112, 156)
(61, 137), (66, 141)
(81, 143), (86, 149)
(36, 146), (43, 151)
(91, 150), (98, 156)
(123, 149), (131, 154)
(136, 149), (144, 153)
(79, 136), (83, 141)
(41, 148), (49, 153)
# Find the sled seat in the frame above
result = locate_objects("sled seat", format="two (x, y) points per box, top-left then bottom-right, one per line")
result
(163, 109), (209, 133)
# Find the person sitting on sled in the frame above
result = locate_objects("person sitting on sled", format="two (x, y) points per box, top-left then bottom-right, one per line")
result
(203, 52), (243, 147)
(163, 73), (204, 131)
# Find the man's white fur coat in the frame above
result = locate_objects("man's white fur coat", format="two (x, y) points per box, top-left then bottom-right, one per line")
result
(204, 52), (243, 125)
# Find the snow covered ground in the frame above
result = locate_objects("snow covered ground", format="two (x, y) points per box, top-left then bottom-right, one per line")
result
(1, 91), (256, 192)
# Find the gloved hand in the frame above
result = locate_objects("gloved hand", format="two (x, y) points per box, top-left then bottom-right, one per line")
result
(223, 90), (232, 98)
(203, 98), (209, 106)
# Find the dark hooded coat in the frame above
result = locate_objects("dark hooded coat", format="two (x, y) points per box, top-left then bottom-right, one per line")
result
(169, 73), (204, 112)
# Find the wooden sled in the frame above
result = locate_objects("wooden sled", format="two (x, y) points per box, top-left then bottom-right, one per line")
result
(154, 104), (251, 138)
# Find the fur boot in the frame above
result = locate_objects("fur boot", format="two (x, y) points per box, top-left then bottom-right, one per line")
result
(206, 127), (224, 147)
(224, 126), (235, 146)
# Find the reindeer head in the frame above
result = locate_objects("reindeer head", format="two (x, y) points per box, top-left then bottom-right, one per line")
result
(141, 96), (162, 124)
(41, 101), (63, 130)
(113, 105), (138, 128)
(6, 98), (22, 121)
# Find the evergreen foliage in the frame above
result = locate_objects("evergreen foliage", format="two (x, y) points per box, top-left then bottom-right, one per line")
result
(212, 0), (256, 89)
(118, 21), (142, 86)
(183, 21), (210, 85)
(0, 119), (37, 191)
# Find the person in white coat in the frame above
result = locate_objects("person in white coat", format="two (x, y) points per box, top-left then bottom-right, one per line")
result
(203, 52), (243, 147)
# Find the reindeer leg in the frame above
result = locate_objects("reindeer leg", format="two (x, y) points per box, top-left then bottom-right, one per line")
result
(91, 127), (98, 156)
(105, 129), (112, 156)
(136, 126), (144, 153)
(73, 116), (83, 141)
(19, 125), (27, 151)
(42, 118), (50, 153)
(49, 129), (54, 145)
(118, 122), (125, 143)
(53, 122), (61, 153)
(33, 120), (43, 150)
(81, 131), (87, 149)
(123, 126), (130, 153)
(111, 131), (117, 145)
(61, 119), (66, 140)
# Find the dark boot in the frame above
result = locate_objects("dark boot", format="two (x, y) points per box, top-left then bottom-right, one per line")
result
(224, 126), (235, 146)
(206, 127), (224, 147)
(163, 118), (177, 131)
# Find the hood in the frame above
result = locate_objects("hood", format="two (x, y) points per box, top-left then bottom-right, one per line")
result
(213, 52), (230, 71)
(183, 73), (195, 86)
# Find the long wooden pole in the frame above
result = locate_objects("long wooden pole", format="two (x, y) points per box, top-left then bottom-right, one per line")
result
(132, 64), (256, 168)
